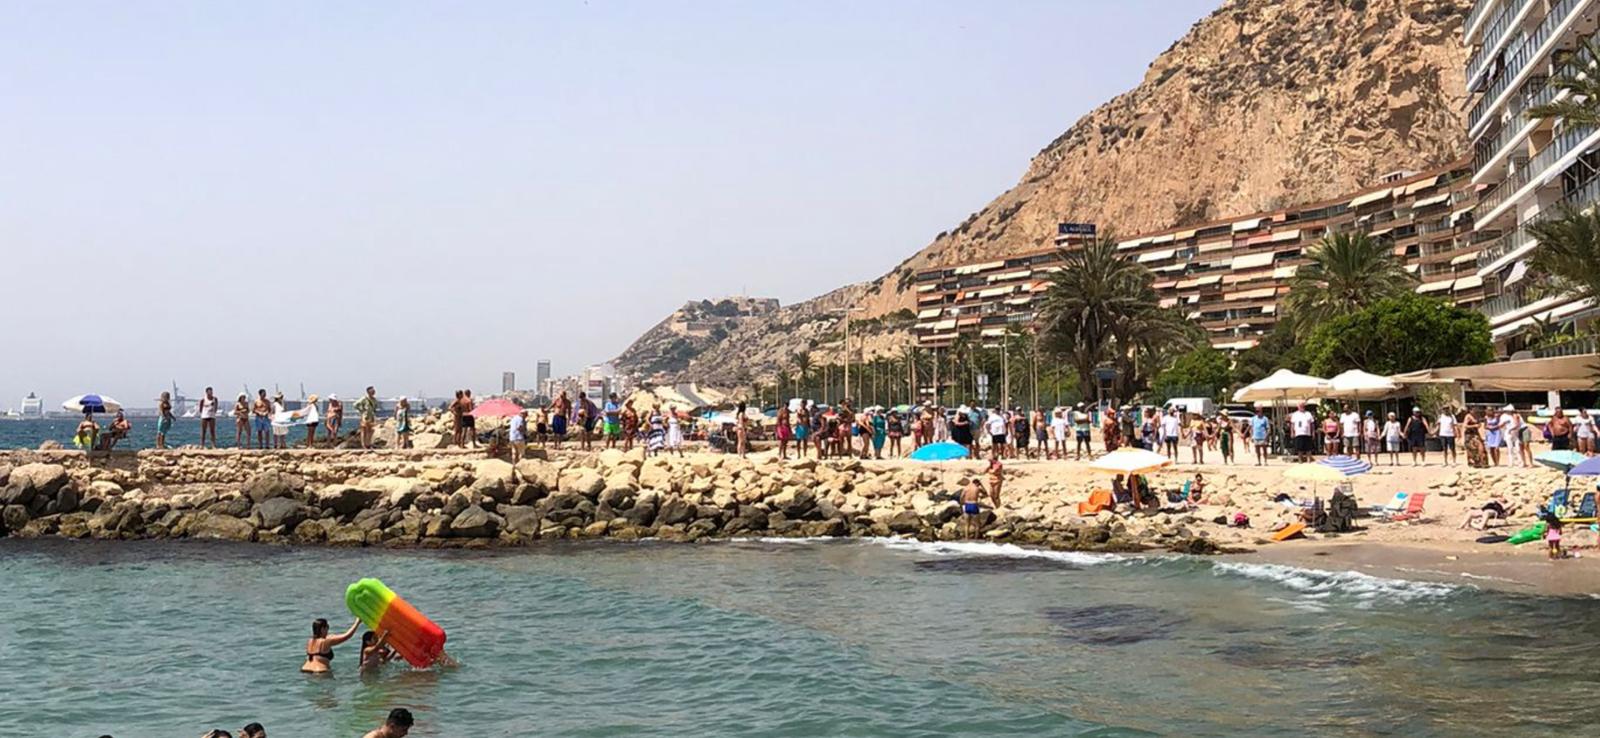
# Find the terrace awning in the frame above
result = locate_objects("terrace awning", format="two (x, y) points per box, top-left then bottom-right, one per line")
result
(1399, 175), (1440, 195)
(1349, 188), (1392, 208)
(1232, 217), (1264, 232)
(916, 308), (941, 319)
(1198, 240), (1234, 253)
(1410, 193), (1451, 209)
(1416, 279), (1454, 294)
(1392, 350), (1600, 391)
(1270, 229), (1302, 243)
(1450, 252), (1479, 265)
(1230, 252), (1275, 270)
(1453, 275), (1485, 291)
(1137, 248), (1177, 263)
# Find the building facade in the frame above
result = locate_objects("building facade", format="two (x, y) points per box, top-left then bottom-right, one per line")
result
(1466, 0), (1600, 350)
(913, 162), (1483, 351)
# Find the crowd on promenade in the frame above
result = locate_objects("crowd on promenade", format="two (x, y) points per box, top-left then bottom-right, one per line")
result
(63, 382), (1598, 471)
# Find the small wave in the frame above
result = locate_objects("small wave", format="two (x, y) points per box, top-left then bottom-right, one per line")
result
(1213, 562), (1469, 605)
(866, 537), (1122, 566)
(724, 536), (848, 544)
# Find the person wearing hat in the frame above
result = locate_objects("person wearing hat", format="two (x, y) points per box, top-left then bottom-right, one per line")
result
(302, 394), (321, 448)
(1499, 405), (1525, 468)
(271, 391), (289, 449)
(1361, 410), (1380, 465)
(1403, 406), (1430, 466)
(324, 393), (344, 444)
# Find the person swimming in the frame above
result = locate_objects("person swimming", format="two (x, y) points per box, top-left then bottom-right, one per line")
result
(360, 630), (395, 671)
(301, 617), (360, 674)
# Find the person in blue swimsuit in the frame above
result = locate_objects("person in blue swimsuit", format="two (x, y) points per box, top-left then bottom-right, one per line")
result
(960, 477), (983, 539)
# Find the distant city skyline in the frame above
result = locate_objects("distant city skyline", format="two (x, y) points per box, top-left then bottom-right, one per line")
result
(0, 0), (1216, 404)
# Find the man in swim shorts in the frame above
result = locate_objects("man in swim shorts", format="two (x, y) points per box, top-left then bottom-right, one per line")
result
(363, 708), (414, 738)
(960, 477), (983, 539)
(603, 393), (622, 448)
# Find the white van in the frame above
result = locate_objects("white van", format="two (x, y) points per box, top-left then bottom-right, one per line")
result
(1164, 397), (1216, 417)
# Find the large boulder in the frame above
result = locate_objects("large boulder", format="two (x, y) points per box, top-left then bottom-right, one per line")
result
(190, 513), (256, 542)
(314, 485), (384, 516)
(559, 468), (606, 499)
(2, 504), (30, 534)
(243, 472), (306, 504)
(655, 496), (696, 526)
(254, 498), (309, 530)
(3, 463), (69, 505)
(514, 460), (558, 491)
(411, 432), (446, 450)
(449, 505), (503, 537)
(502, 505), (541, 535)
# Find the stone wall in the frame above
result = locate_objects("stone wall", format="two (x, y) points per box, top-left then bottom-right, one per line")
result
(0, 449), (1220, 554)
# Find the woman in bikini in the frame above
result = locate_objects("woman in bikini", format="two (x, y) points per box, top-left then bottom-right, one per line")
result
(232, 394), (251, 448)
(301, 617), (360, 674)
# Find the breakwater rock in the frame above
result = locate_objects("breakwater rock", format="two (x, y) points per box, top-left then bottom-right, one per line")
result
(0, 449), (1221, 554)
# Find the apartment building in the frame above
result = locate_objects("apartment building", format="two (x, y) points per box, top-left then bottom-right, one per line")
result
(911, 162), (1483, 350)
(1466, 0), (1600, 350)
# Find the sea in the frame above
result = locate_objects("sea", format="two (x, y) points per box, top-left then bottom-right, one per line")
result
(2, 416), (269, 451)
(1, 537), (1597, 737)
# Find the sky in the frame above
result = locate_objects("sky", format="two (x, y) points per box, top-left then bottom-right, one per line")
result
(0, 0), (1215, 407)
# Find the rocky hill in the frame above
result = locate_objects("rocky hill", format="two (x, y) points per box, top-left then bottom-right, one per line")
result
(615, 0), (1471, 388)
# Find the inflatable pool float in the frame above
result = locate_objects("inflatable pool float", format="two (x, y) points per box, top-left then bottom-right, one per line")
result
(1505, 522), (1547, 546)
(345, 578), (447, 668)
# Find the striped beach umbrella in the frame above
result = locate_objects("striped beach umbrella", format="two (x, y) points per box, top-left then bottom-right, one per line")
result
(61, 394), (122, 414)
(1318, 455), (1372, 476)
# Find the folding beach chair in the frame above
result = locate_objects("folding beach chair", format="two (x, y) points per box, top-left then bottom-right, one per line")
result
(1578, 492), (1596, 519)
(1367, 491), (1409, 517)
(1389, 492), (1429, 522)
(1551, 489), (1571, 516)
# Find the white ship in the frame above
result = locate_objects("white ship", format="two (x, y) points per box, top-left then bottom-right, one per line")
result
(3, 407), (20, 420)
(19, 392), (43, 418)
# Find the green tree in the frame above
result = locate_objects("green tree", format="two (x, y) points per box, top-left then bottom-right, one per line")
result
(1524, 205), (1600, 303)
(1283, 232), (1416, 337)
(792, 351), (812, 399)
(1151, 346), (1233, 403)
(1039, 235), (1168, 399)
(1527, 39), (1600, 126)
(1302, 293), (1493, 376)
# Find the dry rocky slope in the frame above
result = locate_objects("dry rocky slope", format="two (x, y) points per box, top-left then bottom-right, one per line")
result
(615, 0), (1470, 387)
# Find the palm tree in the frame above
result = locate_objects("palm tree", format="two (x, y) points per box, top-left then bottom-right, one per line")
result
(1526, 39), (1600, 126)
(1525, 205), (1600, 302)
(1283, 232), (1416, 336)
(792, 351), (813, 400)
(1038, 235), (1154, 399)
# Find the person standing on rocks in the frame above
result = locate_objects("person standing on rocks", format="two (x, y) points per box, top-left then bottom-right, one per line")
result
(508, 407), (527, 463)
(156, 391), (175, 450)
(960, 477), (983, 539)
(252, 389), (273, 449)
(602, 393), (622, 449)
(233, 393), (251, 448)
(666, 404), (685, 456)
(985, 407), (1008, 459)
(324, 393), (344, 444)
(355, 386), (380, 450)
(578, 394), (599, 451)
(302, 394), (321, 448)
(461, 390), (478, 448)
(735, 400), (751, 458)
(395, 396), (412, 449)
(1250, 407), (1270, 465)
(775, 403), (793, 459)
(1072, 404), (1092, 460)
(448, 390), (464, 447)
(793, 402), (810, 458)
(197, 386), (220, 449)
(271, 391), (290, 449)
(551, 391), (571, 449)
(621, 398), (640, 452)
(1160, 408), (1182, 462)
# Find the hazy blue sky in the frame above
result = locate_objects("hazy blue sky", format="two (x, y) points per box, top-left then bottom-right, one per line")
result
(1, 0), (1214, 407)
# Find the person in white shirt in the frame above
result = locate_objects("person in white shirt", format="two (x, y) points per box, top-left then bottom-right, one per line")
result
(1361, 410), (1380, 465)
(1382, 411), (1403, 465)
(985, 410), (1008, 457)
(1436, 407), (1458, 466)
(1159, 409), (1182, 461)
(198, 386), (220, 449)
(1499, 407), (1523, 467)
(1050, 409), (1069, 459)
(1339, 406), (1361, 456)
(1576, 408), (1597, 455)
(1289, 403), (1316, 462)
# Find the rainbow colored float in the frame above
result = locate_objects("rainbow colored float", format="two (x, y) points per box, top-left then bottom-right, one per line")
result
(345, 578), (447, 668)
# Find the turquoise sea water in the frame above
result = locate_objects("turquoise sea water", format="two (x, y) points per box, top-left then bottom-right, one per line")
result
(2, 537), (1598, 737)
(2, 417), (294, 451)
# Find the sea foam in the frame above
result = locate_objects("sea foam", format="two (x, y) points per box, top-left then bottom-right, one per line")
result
(1212, 561), (1469, 606)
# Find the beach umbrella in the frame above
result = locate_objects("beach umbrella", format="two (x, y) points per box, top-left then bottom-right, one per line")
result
(1327, 370), (1399, 400)
(61, 394), (121, 414)
(1231, 369), (1332, 403)
(1535, 450), (1588, 473)
(1318, 455), (1372, 476)
(1569, 456), (1600, 477)
(1285, 463), (1347, 483)
(1089, 448), (1172, 475)
(909, 441), (969, 462)
(471, 398), (526, 419)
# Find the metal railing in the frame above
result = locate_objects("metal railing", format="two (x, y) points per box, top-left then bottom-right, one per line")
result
(1533, 334), (1600, 357)
(1469, 0), (1586, 133)
(1468, 0), (1538, 87)
(1479, 166), (1600, 268)
(1473, 77), (1557, 176)
(1477, 123), (1598, 219)
(1467, 0), (1507, 42)
(1480, 291), (1530, 320)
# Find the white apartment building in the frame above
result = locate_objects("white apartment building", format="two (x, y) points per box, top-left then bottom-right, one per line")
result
(1466, 0), (1600, 351)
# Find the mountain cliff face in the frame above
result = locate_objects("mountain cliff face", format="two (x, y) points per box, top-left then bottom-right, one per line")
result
(614, 0), (1471, 388)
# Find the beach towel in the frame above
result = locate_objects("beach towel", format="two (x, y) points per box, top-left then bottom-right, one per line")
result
(1078, 489), (1114, 516)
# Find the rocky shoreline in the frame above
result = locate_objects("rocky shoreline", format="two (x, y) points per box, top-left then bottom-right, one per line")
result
(0, 449), (1223, 554)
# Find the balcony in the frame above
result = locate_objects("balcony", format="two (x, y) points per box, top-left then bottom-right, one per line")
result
(1533, 334), (1600, 357)
(1468, 0), (1539, 89)
(1467, 0), (1507, 43)
(1468, 0), (1588, 137)
(1479, 167), (1600, 276)
(1473, 76), (1557, 180)
(1475, 123), (1599, 225)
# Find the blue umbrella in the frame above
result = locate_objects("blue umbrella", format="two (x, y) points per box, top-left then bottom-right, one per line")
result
(1569, 456), (1600, 477)
(909, 441), (969, 462)
(1535, 450), (1588, 473)
(1318, 455), (1372, 476)
(60, 394), (123, 414)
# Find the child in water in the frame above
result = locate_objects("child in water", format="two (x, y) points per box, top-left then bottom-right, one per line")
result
(960, 477), (984, 539)
(360, 630), (395, 671)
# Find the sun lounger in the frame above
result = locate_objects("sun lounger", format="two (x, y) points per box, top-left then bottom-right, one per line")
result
(1388, 492), (1429, 522)
(1550, 488), (1571, 516)
(1367, 492), (1409, 517)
